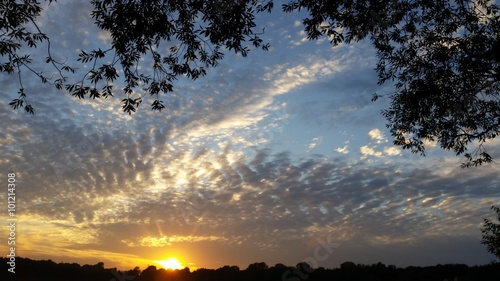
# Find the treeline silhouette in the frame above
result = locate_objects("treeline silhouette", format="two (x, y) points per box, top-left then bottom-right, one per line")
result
(1, 257), (499, 281)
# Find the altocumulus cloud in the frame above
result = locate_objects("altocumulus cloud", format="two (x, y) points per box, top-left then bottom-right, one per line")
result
(2, 103), (498, 266)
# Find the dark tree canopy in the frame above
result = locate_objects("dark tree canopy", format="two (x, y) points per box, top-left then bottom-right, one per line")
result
(282, 0), (500, 166)
(1, 0), (500, 166)
(86, 0), (272, 113)
(482, 205), (500, 260)
(1, 0), (272, 113)
(3, 257), (500, 281)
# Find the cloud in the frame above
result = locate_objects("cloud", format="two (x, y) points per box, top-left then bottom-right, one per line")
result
(122, 235), (228, 247)
(360, 145), (383, 157)
(335, 145), (349, 154)
(307, 137), (322, 152)
(2, 102), (499, 267)
(368, 128), (387, 143)
(264, 59), (345, 96)
(383, 146), (400, 156)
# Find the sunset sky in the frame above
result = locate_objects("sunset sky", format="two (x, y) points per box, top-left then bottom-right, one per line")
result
(1, 0), (500, 271)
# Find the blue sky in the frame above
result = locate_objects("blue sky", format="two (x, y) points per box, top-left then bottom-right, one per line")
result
(1, 0), (500, 271)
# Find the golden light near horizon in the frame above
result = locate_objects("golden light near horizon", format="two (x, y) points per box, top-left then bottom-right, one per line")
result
(154, 257), (184, 270)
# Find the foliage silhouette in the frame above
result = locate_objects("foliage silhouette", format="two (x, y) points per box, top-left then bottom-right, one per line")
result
(1, 0), (271, 115)
(481, 205), (500, 260)
(1, 0), (500, 166)
(282, 0), (500, 166)
(1, 257), (500, 281)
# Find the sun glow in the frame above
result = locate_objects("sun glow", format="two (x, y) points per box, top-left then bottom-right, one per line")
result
(155, 257), (184, 270)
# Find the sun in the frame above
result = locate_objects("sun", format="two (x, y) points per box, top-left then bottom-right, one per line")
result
(155, 257), (184, 270)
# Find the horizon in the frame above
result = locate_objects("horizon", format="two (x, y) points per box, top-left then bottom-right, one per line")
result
(3, 256), (499, 272)
(4, 257), (500, 281)
(1, 0), (500, 273)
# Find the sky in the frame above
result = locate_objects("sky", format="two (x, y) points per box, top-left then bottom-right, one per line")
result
(1, 0), (500, 272)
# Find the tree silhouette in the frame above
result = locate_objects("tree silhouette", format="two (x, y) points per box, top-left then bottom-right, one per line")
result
(481, 205), (500, 260)
(2, 0), (500, 165)
(1, 0), (271, 115)
(2, 258), (500, 281)
(282, 0), (500, 166)
(246, 261), (269, 271)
